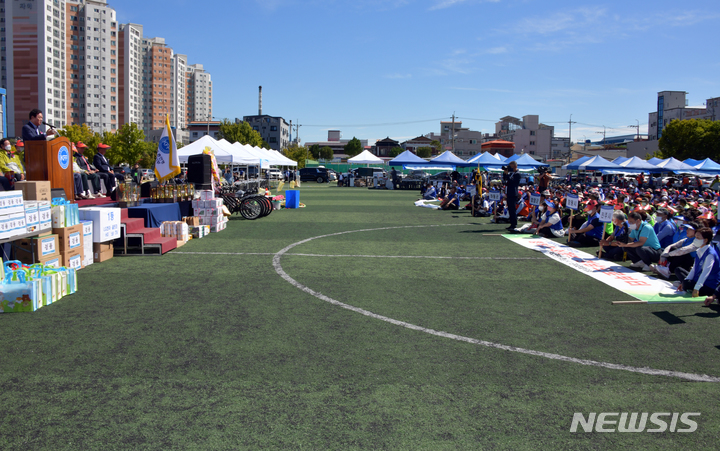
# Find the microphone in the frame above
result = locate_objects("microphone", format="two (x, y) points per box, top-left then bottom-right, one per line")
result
(42, 121), (56, 129)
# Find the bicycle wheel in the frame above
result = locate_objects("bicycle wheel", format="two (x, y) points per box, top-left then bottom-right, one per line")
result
(240, 196), (263, 220)
(259, 196), (273, 217)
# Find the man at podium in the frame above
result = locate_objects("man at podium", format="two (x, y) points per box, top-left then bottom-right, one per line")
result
(21, 109), (57, 141)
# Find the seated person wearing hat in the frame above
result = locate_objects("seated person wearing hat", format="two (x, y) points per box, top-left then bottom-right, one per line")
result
(617, 211), (662, 271)
(674, 227), (720, 301)
(599, 211), (630, 261)
(567, 200), (604, 247)
(652, 221), (699, 279)
(73, 142), (105, 198)
(92, 143), (119, 192)
(653, 208), (678, 248)
(515, 193), (547, 234)
(534, 199), (565, 238)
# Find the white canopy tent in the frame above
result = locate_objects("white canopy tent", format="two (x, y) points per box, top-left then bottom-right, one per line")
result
(176, 135), (236, 163)
(269, 149), (298, 167)
(348, 150), (384, 165)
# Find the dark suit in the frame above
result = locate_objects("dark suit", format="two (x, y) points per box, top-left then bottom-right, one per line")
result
(74, 151), (101, 193)
(92, 152), (118, 191)
(21, 121), (48, 141)
(503, 169), (521, 228)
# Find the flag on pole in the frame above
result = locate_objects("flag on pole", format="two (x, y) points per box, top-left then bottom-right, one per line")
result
(154, 114), (181, 182)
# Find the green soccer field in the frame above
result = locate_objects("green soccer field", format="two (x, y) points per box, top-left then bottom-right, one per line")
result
(2, 185), (719, 450)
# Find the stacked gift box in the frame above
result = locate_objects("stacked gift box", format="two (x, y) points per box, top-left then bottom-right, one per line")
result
(192, 192), (228, 233)
(50, 199), (84, 270)
(0, 191), (26, 241)
(78, 207), (120, 263)
(81, 220), (94, 267)
(161, 221), (190, 242)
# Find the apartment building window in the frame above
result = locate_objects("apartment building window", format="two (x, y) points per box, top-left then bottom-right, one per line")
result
(530, 131), (536, 136)
(530, 141), (535, 146)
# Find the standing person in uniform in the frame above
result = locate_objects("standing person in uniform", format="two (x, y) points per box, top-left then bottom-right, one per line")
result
(502, 161), (521, 231)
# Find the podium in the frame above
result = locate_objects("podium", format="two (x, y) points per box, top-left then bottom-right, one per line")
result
(25, 137), (75, 202)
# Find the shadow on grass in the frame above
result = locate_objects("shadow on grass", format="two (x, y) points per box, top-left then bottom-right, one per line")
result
(652, 309), (720, 325)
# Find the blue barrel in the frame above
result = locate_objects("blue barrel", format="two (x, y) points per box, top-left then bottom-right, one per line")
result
(286, 190), (300, 209)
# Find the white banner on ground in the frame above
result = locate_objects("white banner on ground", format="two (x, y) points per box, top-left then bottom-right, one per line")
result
(503, 235), (698, 303)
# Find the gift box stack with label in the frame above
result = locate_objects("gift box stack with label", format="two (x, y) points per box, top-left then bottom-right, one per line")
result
(192, 194), (228, 233)
(0, 191), (26, 241)
(24, 201), (40, 233)
(0, 261), (78, 313)
(50, 198), (83, 270)
(14, 233), (62, 267)
(78, 207), (120, 264)
(81, 220), (93, 267)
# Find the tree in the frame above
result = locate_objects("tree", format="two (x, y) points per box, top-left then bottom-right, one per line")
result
(417, 146), (432, 158)
(657, 119), (720, 161)
(319, 146), (334, 161)
(108, 122), (145, 166)
(430, 140), (442, 155)
(58, 124), (95, 146)
(139, 142), (158, 169)
(308, 144), (321, 160)
(389, 146), (404, 158)
(216, 119), (264, 147)
(343, 137), (363, 158)
(283, 145), (308, 168)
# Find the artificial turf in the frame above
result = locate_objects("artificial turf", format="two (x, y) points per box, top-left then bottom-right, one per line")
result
(1, 184), (719, 450)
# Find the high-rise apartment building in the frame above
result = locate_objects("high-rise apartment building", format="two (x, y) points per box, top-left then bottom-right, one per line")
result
(118, 23), (142, 127)
(2, 0), (68, 136)
(170, 53), (187, 130)
(186, 63), (212, 124)
(1, 0), (211, 137)
(66, 0), (118, 133)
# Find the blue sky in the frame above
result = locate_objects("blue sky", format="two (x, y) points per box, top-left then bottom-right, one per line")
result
(116, 0), (720, 145)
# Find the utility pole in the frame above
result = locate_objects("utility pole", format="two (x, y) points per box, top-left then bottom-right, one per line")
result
(451, 113), (455, 153)
(568, 114), (577, 163)
(595, 126), (606, 145)
(628, 119), (640, 141)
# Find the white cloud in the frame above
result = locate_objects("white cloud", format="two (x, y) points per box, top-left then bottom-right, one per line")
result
(429, 0), (499, 11)
(484, 46), (508, 54)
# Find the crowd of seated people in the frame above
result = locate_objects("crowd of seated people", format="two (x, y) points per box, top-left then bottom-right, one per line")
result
(420, 175), (720, 306)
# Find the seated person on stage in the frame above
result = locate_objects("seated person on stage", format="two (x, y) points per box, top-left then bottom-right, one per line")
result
(534, 199), (565, 238)
(72, 145), (95, 199)
(21, 108), (56, 141)
(74, 142), (105, 197)
(439, 187), (459, 210)
(0, 138), (25, 183)
(92, 143), (118, 192)
(599, 211), (630, 261)
(617, 211), (662, 271)
(422, 183), (437, 200)
(567, 200), (604, 247)
(674, 227), (720, 302)
(652, 222), (699, 279)
(654, 208), (678, 248)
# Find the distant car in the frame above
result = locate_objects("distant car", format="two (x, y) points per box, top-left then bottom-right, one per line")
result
(140, 168), (154, 180)
(299, 167), (330, 183)
(428, 172), (452, 181)
(265, 169), (283, 180)
(352, 167), (386, 178)
(408, 170), (431, 180)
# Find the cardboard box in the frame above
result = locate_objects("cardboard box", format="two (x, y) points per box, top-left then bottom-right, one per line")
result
(62, 248), (83, 270)
(93, 248), (113, 263)
(15, 247), (61, 267)
(38, 201), (52, 231)
(0, 191), (25, 216)
(183, 216), (200, 226)
(14, 234), (58, 262)
(15, 181), (52, 201)
(0, 212), (28, 240)
(78, 207), (121, 242)
(93, 242), (113, 253)
(53, 223), (84, 253)
(199, 190), (214, 201)
(24, 201), (40, 232)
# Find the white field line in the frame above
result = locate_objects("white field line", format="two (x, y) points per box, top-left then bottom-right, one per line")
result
(271, 225), (720, 383)
(172, 251), (545, 260)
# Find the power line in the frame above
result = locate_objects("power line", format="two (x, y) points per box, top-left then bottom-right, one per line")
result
(302, 118), (450, 128)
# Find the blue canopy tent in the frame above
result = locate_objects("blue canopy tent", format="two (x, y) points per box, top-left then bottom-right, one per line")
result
(693, 158), (720, 174)
(654, 157), (700, 173)
(612, 157), (630, 165)
(511, 153), (549, 169)
(684, 158), (702, 166)
(427, 151), (469, 169)
(563, 156), (591, 170)
(388, 150), (428, 168)
(466, 152), (505, 168)
(618, 156), (659, 173)
(579, 156), (622, 171)
(647, 157), (665, 165)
